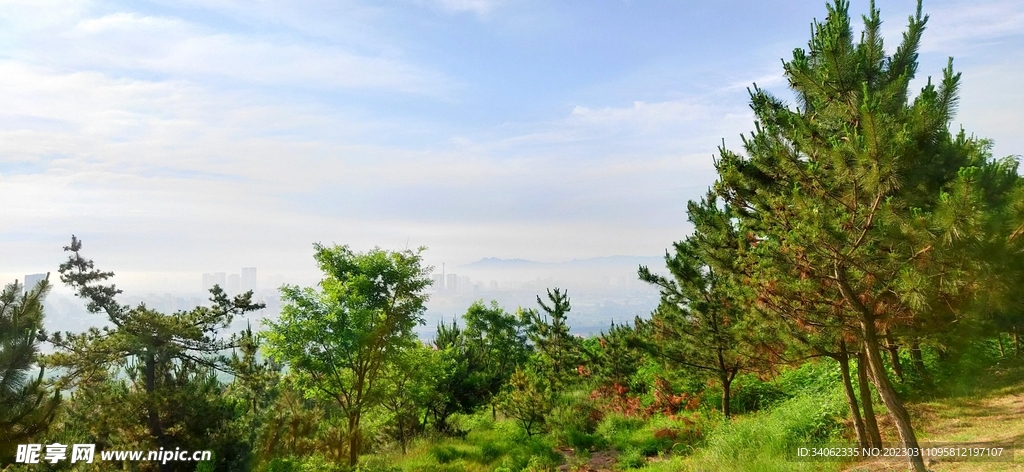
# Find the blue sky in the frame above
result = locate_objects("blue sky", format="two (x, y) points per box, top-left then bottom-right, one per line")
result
(1, 0), (1023, 291)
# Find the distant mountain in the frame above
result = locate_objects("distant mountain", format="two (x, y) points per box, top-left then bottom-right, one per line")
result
(461, 257), (542, 269)
(460, 255), (664, 270)
(560, 255), (664, 268)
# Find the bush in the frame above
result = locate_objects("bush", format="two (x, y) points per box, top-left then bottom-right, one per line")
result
(546, 396), (606, 451)
(773, 360), (841, 396)
(731, 374), (788, 414)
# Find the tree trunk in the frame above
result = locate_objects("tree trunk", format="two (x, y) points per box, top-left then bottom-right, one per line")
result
(1014, 327), (1020, 358)
(862, 326), (925, 472)
(721, 373), (732, 419)
(348, 412), (361, 467)
(857, 350), (882, 449)
(722, 379), (731, 420)
(997, 333), (1005, 358)
(145, 353), (172, 472)
(836, 264), (924, 471)
(836, 346), (868, 450)
(400, 421), (407, 455)
(884, 332), (904, 382)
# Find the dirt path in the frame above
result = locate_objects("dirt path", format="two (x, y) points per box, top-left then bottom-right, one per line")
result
(557, 448), (617, 472)
(845, 369), (1024, 471)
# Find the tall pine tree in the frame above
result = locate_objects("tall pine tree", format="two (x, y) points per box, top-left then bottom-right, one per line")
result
(713, 2), (1018, 469)
(1, 277), (60, 459)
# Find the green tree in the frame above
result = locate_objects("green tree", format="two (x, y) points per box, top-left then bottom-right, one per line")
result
(1, 277), (60, 459)
(462, 300), (530, 418)
(50, 236), (263, 471)
(263, 244), (431, 467)
(496, 366), (552, 437)
(426, 318), (480, 433)
(379, 343), (438, 453)
(638, 196), (755, 419)
(583, 320), (645, 394)
(712, 2), (1019, 468)
(225, 325), (283, 469)
(521, 289), (581, 390)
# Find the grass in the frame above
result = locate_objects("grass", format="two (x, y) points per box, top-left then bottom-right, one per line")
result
(367, 414), (561, 472)
(365, 356), (1024, 472)
(639, 391), (847, 472)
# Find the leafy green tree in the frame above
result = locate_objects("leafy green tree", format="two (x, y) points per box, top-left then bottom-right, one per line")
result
(263, 244), (431, 467)
(49, 236), (263, 471)
(426, 318), (480, 433)
(420, 301), (531, 430)
(711, 2), (1020, 468)
(462, 300), (530, 417)
(1, 277), (60, 458)
(521, 289), (582, 390)
(379, 343), (438, 453)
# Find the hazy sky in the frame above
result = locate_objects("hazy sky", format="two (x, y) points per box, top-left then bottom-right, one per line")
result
(2, 0), (1023, 292)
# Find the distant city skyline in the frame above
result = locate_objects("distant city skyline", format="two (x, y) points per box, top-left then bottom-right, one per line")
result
(23, 273), (47, 290)
(31, 255), (662, 341)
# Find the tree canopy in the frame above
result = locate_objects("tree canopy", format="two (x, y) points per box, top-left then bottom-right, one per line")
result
(263, 243), (432, 467)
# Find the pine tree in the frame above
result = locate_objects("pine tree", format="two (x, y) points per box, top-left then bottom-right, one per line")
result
(1, 277), (60, 458)
(521, 288), (582, 390)
(712, 2), (1018, 469)
(638, 194), (754, 419)
(50, 236), (263, 471)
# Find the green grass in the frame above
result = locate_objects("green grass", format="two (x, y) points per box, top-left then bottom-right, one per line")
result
(637, 392), (847, 472)
(367, 413), (561, 472)
(366, 355), (1024, 472)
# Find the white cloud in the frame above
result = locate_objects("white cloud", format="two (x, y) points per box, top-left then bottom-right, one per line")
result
(429, 0), (499, 16)
(920, 1), (1024, 53)
(2, 7), (450, 95)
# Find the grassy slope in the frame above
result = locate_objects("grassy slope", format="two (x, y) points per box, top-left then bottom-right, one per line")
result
(371, 360), (1024, 472)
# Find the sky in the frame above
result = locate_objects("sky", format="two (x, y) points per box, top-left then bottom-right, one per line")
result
(1, 0), (1023, 292)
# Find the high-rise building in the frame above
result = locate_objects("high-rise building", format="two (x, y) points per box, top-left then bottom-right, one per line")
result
(24, 273), (47, 290)
(431, 273), (445, 291)
(241, 267), (257, 293)
(446, 274), (458, 293)
(202, 273), (214, 292)
(227, 274), (240, 295)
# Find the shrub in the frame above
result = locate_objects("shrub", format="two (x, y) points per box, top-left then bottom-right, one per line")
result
(730, 374), (788, 414)
(546, 397), (606, 451)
